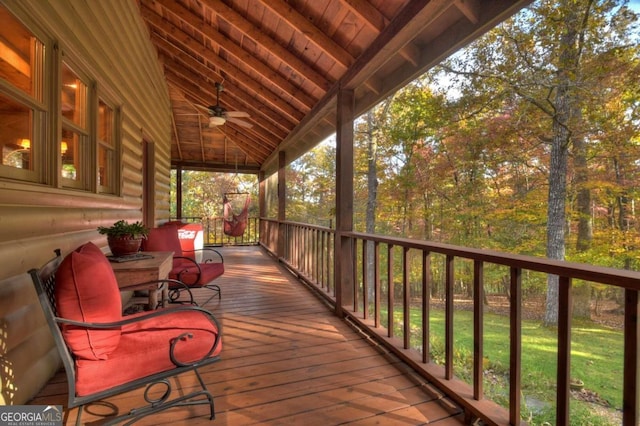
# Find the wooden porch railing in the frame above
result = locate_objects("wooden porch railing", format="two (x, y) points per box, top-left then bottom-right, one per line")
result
(260, 218), (640, 426)
(171, 216), (260, 246)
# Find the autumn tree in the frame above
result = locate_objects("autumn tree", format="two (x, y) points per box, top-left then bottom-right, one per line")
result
(438, 0), (639, 325)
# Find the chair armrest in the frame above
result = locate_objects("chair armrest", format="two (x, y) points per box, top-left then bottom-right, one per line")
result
(55, 305), (221, 367)
(183, 248), (224, 264)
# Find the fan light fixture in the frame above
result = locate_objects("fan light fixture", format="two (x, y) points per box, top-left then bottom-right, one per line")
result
(209, 116), (225, 126)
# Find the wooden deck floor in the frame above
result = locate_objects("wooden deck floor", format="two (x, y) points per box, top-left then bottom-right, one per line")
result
(30, 246), (465, 425)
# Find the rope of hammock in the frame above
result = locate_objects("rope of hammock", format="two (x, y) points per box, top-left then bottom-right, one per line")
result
(223, 193), (250, 237)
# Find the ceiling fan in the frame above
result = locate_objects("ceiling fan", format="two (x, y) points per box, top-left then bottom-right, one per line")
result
(194, 82), (252, 128)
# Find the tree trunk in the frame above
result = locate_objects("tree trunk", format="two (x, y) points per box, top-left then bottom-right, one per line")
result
(365, 111), (378, 304)
(544, 5), (583, 327)
(573, 112), (593, 319)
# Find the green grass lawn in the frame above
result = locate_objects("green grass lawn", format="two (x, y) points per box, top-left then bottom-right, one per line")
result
(380, 305), (624, 425)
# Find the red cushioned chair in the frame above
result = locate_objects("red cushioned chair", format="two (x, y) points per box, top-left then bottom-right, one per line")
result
(142, 224), (224, 305)
(29, 244), (222, 425)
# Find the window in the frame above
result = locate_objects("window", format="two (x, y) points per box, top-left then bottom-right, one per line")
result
(0, 4), (122, 195)
(0, 6), (45, 182)
(97, 98), (119, 194)
(60, 62), (89, 189)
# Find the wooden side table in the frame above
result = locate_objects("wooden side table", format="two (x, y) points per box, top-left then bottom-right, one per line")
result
(110, 251), (174, 309)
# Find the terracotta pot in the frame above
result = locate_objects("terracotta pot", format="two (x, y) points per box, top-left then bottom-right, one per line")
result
(108, 236), (143, 256)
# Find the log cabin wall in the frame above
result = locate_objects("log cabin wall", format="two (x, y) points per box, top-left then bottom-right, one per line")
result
(0, 0), (171, 404)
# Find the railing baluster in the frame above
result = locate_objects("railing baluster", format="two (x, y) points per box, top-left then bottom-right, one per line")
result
(363, 240), (369, 319)
(375, 241), (380, 328)
(353, 237), (358, 312)
(388, 244), (395, 338)
(473, 260), (484, 400)
(509, 266), (522, 425)
(422, 250), (430, 364)
(445, 254), (454, 380)
(557, 275), (572, 426)
(403, 247), (410, 349)
(623, 288), (639, 426)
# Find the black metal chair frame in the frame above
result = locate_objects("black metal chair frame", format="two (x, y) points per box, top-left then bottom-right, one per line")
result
(168, 247), (224, 305)
(29, 249), (222, 425)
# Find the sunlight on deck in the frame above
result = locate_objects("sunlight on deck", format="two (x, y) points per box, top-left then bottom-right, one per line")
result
(30, 246), (464, 425)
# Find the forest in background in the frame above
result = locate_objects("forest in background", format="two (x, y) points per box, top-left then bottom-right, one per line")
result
(285, 0), (640, 322)
(290, 0), (640, 266)
(174, 0), (640, 324)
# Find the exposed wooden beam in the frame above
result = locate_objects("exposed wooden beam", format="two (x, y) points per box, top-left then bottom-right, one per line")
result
(201, 0), (332, 93)
(151, 35), (301, 134)
(257, 0), (354, 70)
(342, 0), (453, 90)
(165, 72), (284, 152)
(165, 68), (280, 146)
(161, 56), (293, 140)
(171, 160), (261, 173)
(338, 0), (419, 68)
(339, 0), (386, 31)
(454, 0), (481, 24)
(147, 0), (317, 110)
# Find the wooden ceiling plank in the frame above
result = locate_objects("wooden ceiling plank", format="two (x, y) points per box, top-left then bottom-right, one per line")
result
(165, 68), (276, 142)
(150, 34), (301, 132)
(160, 52), (293, 136)
(217, 127), (272, 161)
(166, 83), (277, 158)
(152, 0), (317, 110)
(226, 131), (275, 159)
(201, 0), (331, 93)
(163, 67), (292, 143)
(257, 0), (354, 70)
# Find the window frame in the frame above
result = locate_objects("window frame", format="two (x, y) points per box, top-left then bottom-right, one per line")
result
(0, 9), (49, 184)
(0, 3), (124, 197)
(96, 92), (122, 195)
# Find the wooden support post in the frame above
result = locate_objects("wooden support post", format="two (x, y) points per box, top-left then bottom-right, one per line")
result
(277, 151), (286, 259)
(258, 170), (265, 245)
(334, 87), (354, 317)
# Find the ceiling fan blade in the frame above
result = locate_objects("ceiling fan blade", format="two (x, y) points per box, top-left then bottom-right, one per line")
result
(225, 111), (250, 118)
(194, 103), (213, 114)
(226, 117), (253, 128)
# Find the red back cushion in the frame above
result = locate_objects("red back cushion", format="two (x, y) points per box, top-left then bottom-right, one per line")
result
(142, 224), (186, 268)
(142, 225), (183, 255)
(55, 242), (122, 360)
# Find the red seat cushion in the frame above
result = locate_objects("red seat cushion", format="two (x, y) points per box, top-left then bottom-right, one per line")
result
(74, 309), (221, 396)
(170, 262), (225, 287)
(55, 242), (122, 360)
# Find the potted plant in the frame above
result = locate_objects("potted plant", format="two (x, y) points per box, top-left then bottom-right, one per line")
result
(97, 220), (149, 256)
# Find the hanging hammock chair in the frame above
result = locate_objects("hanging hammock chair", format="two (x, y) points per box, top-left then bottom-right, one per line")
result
(223, 192), (250, 237)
